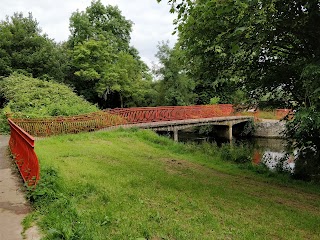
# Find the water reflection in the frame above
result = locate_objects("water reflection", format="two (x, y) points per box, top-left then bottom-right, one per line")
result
(259, 151), (295, 173)
(177, 130), (295, 172)
(251, 138), (295, 172)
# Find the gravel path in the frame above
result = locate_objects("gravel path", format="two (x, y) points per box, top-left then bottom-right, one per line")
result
(0, 135), (40, 240)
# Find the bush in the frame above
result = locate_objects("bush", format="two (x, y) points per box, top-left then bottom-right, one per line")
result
(285, 108), (320, 181)
(0, 112), (10, 133)
(0, 73), (98, 121)
(218, 143), (252, 164)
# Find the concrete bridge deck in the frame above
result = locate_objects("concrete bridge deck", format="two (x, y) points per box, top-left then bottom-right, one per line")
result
(114, 116), (253, 141)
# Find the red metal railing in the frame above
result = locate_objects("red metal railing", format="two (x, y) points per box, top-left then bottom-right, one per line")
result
(8, 119), (40, 186)
(12, 105), (233, 137)
(108, 104), (234, 124)
(275, 109), (293, 119)
(12, 111), (127, 137)
(7, 104), (234, 185)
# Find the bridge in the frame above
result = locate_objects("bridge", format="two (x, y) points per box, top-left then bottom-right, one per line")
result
(8, 104), (253, 185)
(11, 104), (253, 141)
(108, 105), (252, 141)
(116, 116), (251, 141)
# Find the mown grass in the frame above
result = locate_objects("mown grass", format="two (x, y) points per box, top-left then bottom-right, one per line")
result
(32, 129), (320, 239)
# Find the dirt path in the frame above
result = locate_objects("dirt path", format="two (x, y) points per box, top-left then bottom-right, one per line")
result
(0, 135), (40, 240)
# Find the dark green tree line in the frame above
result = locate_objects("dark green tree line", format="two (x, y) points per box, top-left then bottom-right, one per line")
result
(158, 0), (320, 107)
(0, 12), (67, 81)
(0, 1), (156, 110)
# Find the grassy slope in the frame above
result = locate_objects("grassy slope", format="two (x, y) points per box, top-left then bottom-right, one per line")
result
(34, 129), (320, 240)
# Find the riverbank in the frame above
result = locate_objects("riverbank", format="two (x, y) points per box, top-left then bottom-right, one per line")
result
(28, 129), (320, 239)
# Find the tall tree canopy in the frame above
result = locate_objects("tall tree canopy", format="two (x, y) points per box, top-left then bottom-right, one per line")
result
(153, 41), (196, 106)
(68, 0), (153, 108)
(158, 0), (320, 107)
(0, 12), (67, 81)
(69, 1), (132, 50)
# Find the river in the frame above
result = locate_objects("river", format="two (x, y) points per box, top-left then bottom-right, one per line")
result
(169, 130), (295, 172)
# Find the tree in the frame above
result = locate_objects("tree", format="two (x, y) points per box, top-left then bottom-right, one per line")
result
(69, 0), (132, 51)
(158, 0), (320, 180)
(70, 36), (117, 103)
(0, 12), (67, 81)
(153, 41), (195, 106)
(158, 0), (320, 107)
(68, 1), (153, 108)
(158, 0), (252, 104)
(95, 51), (152, 108)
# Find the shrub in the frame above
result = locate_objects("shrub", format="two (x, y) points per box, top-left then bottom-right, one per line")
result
(219, 143), (252, 164)
(285, 108), (320, 181)
(0, 112), (10, 133)
(0, 73), (99, 132)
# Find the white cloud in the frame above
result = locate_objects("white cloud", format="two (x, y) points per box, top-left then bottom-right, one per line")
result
(0, 0), (177, 67)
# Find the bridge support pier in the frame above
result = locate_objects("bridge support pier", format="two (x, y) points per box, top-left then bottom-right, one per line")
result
(220, 123), (233, 141)
(173, 128), (179, 142)
(228, 123), (233, 141)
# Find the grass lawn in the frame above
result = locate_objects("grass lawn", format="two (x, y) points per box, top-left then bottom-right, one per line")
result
(31, 129), (320, 239)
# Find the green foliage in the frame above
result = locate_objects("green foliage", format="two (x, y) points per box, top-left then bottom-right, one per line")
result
(209, 97), (220, 105)
(159, 0), (320, 107)
(219, 144), (252, 164)
(0, 73), (98, 118)
(70, 36), (153, 107)
(70, 36), (117, 102)
(157, 0), (320, 181)
(153, 41), (196, 106)
(258, 88), (294, 109)
(286, 108), (320, 181)
(0, 3), (154, 109)
(300, 63), (320, 108)
(0, 3), (155, 111)
(231, 89), (248, 105)
(0, 12), (67, 81)
(0, 108), (10, 133)
(68, 1), (153, 107)
(69, 0), (132, 50)
(95, 51), (153, 107)
(171, 0), (249, 104)
(26, 167), (60, 204)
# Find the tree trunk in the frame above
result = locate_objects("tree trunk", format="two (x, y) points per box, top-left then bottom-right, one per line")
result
(119, 92), (123, 108)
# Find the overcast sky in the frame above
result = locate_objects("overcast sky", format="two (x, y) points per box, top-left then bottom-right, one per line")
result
(0, 0), (177, 67)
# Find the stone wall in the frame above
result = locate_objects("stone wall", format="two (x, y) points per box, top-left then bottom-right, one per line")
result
(253, 120), (286, 138)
